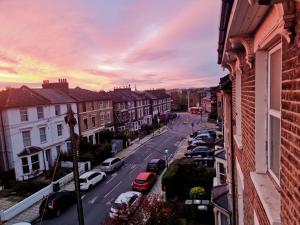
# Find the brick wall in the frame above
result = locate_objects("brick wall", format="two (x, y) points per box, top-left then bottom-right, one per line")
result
(280, 5), (300, 223)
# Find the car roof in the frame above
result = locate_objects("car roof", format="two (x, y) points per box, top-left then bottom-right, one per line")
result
(114, 191), (141, 204)
(149, 159), (160, 163)
(47, 191), (74, 200)
(79, 170), (100, 179)
(136, 172), (153, 180)
(193, 146), (211, 150)
(102, 157), (119, 163)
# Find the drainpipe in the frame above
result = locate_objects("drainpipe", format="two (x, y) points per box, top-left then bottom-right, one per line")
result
(229, 92), (236, 225)
(0, 110), (9, 171)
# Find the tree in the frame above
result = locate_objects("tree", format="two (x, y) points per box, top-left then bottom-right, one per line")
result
(190, 186), (206, 200)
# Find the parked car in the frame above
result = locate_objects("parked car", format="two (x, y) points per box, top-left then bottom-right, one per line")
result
(13, 223), (31, 225)
(101, 157), (124, 173)
(131, 172), (157, 193)
(109, 191), (143, 220)
(190, 129), (217, 139)
(79, 170), (106, 190)
(39, 191), (76, 218)
(184, 146), (214, 157)
(146, 159), (166, 174)
(188, 133), (214, 145)
(187, 139), (209, 150)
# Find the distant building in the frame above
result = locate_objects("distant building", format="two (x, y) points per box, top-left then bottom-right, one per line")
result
(144, 89), (171, 116)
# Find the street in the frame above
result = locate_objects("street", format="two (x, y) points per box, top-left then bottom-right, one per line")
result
(36, 112), (207, 225)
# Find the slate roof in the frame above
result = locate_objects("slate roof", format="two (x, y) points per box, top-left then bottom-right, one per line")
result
(145, 89), (170, 99)
(212, 184), (232, 213)
(68, 87), (110, 102)
(0, 86), (50, 108)
(215, 150), (226, 160)
(33, 88), (76, 104)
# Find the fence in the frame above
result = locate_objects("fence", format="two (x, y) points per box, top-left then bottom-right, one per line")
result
(0, 162), (89, 222)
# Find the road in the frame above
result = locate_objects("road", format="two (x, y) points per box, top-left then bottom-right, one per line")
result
(36, 112), (207, 225)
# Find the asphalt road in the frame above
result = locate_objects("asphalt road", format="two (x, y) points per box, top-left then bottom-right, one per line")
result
(36, 112), (207, 225)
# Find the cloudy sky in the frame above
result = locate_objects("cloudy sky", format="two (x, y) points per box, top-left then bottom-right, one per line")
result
(0, 0), (226, 91)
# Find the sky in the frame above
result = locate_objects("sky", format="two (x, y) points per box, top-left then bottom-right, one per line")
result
(0, 0), (226, 91)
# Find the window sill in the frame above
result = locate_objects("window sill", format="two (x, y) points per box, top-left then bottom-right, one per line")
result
(233, 134), (242, 150)
(250, 172), (281, 225)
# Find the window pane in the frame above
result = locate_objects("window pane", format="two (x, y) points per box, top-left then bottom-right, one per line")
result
(20, 108), (28, 122)
(22, 131), (31, 147)
(31, 155), (40, 171)
(55, 105), (60, 115)
(270, 115), (280, 179)
(57, 124), (62, 136)
(270, 48), (281, 111)
(37, 106), (44, 119)
(39, 127), (47, 143)
(22, 157), (30, 174)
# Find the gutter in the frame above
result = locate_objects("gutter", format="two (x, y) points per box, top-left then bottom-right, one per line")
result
(218, 0), (234, 64)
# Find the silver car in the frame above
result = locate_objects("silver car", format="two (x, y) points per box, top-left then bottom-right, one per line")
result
(101, 157), (124, 173)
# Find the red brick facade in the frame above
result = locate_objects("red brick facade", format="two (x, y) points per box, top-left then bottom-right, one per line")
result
(218, 1), (300, 225)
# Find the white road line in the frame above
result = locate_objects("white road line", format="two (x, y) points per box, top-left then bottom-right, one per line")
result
(129, 166), (137, 175)
(144, 153), (153, 161)
(104, 181), (122, 199)
(88, 196), (98, 204)
(105, 173), (117, 184)
(81, 195), (85, 200)
(130, 164), (137, 169)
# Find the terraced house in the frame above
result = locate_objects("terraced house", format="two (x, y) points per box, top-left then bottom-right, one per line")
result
(216, 0), (300, 225)
(0, 85), (78, 181)
(145, 89), (171, 117)
(68, 87), (114, 144)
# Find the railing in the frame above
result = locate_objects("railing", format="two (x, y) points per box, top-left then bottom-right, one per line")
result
(0, 162), (89, 222)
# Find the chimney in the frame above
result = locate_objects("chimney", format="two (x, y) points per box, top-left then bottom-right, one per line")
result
(42, 78), (69, 92)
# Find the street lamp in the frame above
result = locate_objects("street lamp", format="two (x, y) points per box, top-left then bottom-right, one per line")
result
(164, 149), (169, 168)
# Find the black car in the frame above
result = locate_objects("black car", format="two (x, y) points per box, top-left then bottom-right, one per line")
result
(187, 140), (210, 150)
(146, 159), (166, 174)
(39, 191), (76, 218)
(184, 146), (214, 157)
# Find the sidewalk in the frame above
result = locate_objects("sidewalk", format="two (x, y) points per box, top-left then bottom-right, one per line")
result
(3, 126), (168, 225)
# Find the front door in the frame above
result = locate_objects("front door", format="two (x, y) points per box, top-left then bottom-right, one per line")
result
(45, 149), (52, 167)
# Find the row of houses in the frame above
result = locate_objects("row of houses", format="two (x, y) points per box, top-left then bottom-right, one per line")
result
(212, 1), (300, 225)
(0, 79), (171, 181)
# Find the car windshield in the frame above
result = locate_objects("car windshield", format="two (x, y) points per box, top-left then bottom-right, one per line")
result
(135, 179), (146, 184)
(101, 162), (110, 166)
(79, 178), (86, 183)
(147, 163), (157, 168)
(112, 202), (126, 210)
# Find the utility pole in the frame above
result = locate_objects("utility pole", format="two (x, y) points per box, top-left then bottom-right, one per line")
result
(66, 106), (85, 225)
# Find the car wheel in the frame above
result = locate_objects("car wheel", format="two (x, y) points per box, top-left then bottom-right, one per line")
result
(56, 210), (61, 217)
(113, 167), (116, 172)
(103, 175), (107, 180)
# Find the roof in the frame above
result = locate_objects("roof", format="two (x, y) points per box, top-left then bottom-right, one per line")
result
(149, 159), (160, 163)
(212, 184), (231, 213)
(18, 146), (43, 157)
(68, 87), (110, 102)
(33, 88), (76, 104)
(145, 89), (170, 99)
(215, 150), (226, 160)
(135, 172), (153, 180)
(115, 191), (140, 204)
(0, 86), (50, 108)
(102, 157), (119, 163)
(219, 74), (232, 91)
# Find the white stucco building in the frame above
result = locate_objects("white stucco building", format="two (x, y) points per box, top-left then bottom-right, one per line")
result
(0, 86), (79, 181)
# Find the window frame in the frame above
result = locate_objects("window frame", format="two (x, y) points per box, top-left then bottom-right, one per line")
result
(31, 154), (40, 171)
(37, 106), (44, 120)
(39, 127), (47, 143)
(22, 130), (31, 147)
(55, 105), (61, 116)
(57, 124), (63, 137)
(267, 43), (282, 185)
(20, 108), (28, 122)
(21, 157), (30, 174)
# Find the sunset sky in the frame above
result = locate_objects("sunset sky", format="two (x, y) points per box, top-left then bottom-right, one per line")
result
(0, 0), (226, 91)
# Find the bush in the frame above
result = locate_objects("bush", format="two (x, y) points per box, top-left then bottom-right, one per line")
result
(9, 180), (48, 197)
(161, 164), (180, 199)
(93, 142), (112, 163)
(98, 130), (114, 143)
(190, 187), (206, 199)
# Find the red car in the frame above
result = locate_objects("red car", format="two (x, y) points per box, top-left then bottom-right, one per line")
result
(131, 172), (157, 193)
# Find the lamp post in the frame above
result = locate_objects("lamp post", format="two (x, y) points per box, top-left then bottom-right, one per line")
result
(66, 106), (85, 225)
(164, 149), (169, 168)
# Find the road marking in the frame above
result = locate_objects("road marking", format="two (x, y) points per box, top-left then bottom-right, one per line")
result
(105, 173), (117, 184)
(129, 166), (137, 175)
(104, 181), (122, 199)
(130, 164), (136, 169)
(88, 196), (98, 204)
(81, 195), (85, 200)
(174, 141), (179, 146)
(144, 153), (153, 161)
